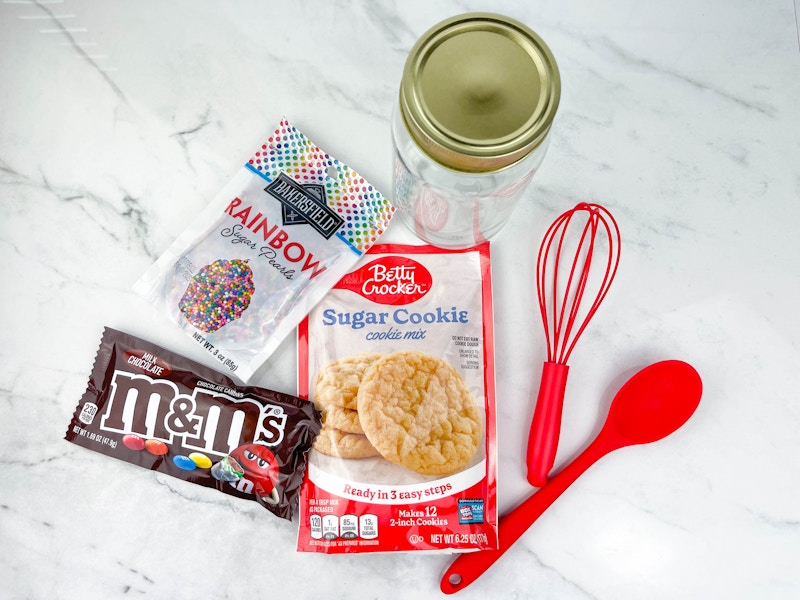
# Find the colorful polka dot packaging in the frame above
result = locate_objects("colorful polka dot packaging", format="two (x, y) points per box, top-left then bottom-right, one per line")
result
(134, 118), (395, 382)
(248, 120), (393, 254)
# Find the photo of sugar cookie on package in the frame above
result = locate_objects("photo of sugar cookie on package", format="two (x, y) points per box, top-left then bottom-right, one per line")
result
(297, 243), (497, 553)
(134, 117), (394, 383)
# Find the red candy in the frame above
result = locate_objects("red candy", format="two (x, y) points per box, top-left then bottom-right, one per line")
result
(122, 434), (145, 451)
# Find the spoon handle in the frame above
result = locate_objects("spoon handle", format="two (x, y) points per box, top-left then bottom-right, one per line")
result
(440, 436), (610, 594)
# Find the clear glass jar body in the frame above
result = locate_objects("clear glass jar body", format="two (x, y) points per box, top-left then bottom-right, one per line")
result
(391, 103), (551, 249)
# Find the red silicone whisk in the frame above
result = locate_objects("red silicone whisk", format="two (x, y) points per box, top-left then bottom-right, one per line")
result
(526, 202), (621, 487)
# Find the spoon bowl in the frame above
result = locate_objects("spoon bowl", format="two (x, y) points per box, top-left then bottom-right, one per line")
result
(609, 360), (702, 445)
(441, 360), (703, 594)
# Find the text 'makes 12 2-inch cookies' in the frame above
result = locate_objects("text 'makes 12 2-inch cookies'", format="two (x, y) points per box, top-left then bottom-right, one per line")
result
(297, 243), (497, 553)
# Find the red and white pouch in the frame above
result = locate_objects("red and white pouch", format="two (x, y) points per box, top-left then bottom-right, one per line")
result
(297, 242), (497, 553)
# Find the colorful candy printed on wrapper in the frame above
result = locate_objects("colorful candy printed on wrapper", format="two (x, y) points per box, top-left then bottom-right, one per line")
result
(134, 118), (395, 382)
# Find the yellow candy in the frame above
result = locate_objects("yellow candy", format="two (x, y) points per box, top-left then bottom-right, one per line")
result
(189, 452), (213, 469)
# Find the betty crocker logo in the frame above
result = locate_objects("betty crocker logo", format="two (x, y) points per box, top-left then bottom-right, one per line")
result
(334, 256), (431, 305)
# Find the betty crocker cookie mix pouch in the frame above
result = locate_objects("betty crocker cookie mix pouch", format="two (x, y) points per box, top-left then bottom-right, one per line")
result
(297, 243), (498, 553)
(134, 118), (394, 383)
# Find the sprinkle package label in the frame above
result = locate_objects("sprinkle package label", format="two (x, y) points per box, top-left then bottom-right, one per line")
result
(134, 118), (395, 382)
(296, 243), (498, 553)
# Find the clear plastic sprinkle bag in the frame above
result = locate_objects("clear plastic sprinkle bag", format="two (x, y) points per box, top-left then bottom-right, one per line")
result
(134, 118), (395, 382)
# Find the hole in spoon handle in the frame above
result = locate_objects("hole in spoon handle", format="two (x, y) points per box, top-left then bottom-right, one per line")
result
(441, 433), (613, 594)
(440, 549), (504, 594)
(442, 572), (463, 594)
(527, 361), (569, 487)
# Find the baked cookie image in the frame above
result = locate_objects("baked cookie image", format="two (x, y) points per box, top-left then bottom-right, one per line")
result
(320, 405), (364, 435)
(357, 351), (483, 476)
(313, 353), (383, 410)
(313, 427), (381, 459)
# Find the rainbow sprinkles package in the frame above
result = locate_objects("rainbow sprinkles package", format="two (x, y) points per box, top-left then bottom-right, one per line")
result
(135, 118), (395, 382)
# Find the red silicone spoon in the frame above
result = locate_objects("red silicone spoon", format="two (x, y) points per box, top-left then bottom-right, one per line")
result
(441, 360), (702, 594)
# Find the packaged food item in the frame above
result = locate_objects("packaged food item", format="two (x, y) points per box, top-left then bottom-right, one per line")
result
(297, 243), (497, 553)
(64, 327), (321, 521)
(134, 118), (395, 382)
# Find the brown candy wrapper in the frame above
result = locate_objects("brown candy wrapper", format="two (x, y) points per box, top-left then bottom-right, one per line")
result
(65, 327), (321, 520)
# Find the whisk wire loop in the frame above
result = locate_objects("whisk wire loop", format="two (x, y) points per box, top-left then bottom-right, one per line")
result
(537, 203), (621, 366)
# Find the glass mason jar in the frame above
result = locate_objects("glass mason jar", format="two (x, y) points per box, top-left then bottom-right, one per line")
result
(392, 13), (561, 249)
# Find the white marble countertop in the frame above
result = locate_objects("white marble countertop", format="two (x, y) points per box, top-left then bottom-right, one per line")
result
(2, 0), (799, 598)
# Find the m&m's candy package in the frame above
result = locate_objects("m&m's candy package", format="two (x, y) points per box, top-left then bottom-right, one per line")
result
(134, 117), (395, 383)
(64, 327), (322, 520)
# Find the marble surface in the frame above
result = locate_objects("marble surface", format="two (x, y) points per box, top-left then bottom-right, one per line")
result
(2, 0), (799, 598)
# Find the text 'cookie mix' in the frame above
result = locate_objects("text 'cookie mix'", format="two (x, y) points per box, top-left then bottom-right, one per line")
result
(134, 118), (395, 383)
(297, 243), (498, 553)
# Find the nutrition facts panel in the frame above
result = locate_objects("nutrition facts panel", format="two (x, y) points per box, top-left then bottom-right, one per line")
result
(309, 513), (378, 541)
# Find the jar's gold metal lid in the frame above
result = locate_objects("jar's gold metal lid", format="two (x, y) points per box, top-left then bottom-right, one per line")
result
(399, 13), (561, 172)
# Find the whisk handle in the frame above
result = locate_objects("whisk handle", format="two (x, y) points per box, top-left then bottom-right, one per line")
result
(526, 361), (570, 487)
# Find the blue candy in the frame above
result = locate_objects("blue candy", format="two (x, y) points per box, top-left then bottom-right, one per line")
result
(173, 455), (197, 471)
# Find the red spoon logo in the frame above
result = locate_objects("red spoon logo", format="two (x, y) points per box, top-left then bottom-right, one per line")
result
(334, 256), (432, 305)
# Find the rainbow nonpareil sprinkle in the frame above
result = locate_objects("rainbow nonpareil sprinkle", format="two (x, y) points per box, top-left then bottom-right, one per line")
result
(179, 259), (255, 333)
(134, 118), (395, 382)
